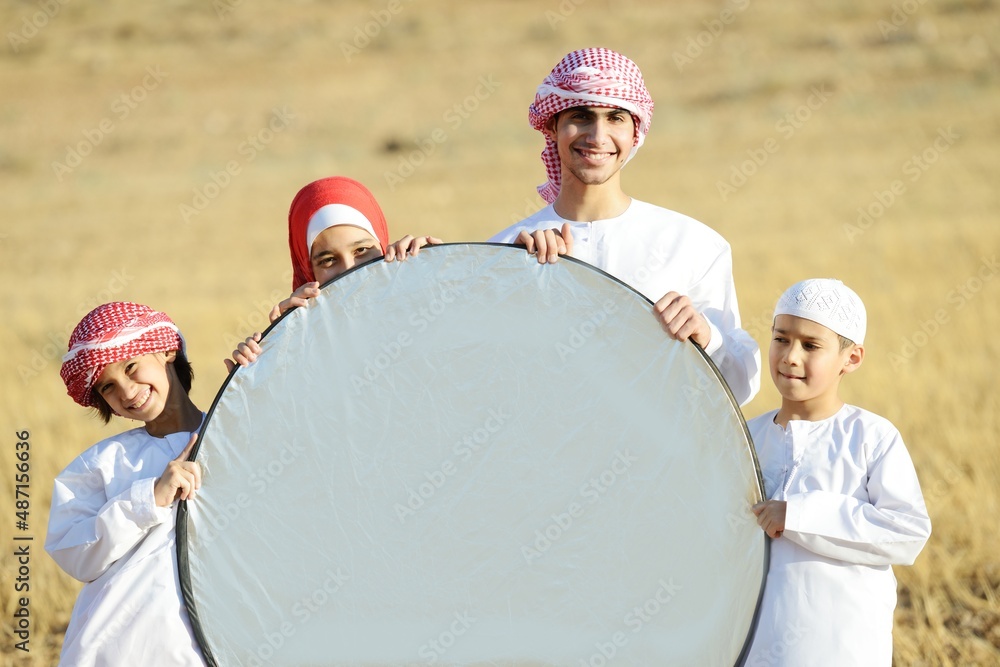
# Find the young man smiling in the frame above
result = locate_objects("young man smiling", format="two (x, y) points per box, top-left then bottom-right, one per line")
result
(490, 47), (760, 405)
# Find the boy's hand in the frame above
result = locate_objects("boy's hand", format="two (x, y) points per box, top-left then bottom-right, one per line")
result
(752, 500), (787, 538)
(384, 235), (443, 262)
(653, 291), (711, 348)
(515, 223), (573, 264)
(224, 332), (264, 372)
(154, 434), (202, 507)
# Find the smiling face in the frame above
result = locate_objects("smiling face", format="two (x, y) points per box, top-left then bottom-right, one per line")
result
(769, 314), (864, 422)
(547, 106), (635, 192)
(95, 350), (177, 423)
(309, 225), (384, 284)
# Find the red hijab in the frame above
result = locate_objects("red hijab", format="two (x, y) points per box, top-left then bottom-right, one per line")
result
(287, 177), (390, 290)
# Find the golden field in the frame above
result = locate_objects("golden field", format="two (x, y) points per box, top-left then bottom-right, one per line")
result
(1, 0), (998, 664)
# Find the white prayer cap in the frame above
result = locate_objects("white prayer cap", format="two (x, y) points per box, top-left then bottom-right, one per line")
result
(774, 278), (867, 344)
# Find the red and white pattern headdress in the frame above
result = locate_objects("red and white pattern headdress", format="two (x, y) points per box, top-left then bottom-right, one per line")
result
(529, 48), (654, 203)
(60, 302), (183, 408)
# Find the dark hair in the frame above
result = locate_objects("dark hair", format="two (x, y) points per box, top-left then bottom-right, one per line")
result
(92, 349), (194, 424)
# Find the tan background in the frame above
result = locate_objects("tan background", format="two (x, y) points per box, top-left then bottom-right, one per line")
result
(1, 0), (998, 664)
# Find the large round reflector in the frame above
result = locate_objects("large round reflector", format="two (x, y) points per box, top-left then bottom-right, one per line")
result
(178, 243), (766, 666)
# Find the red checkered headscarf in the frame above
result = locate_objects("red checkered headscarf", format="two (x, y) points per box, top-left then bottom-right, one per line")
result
(288, 177), (390, 290)
(529, 48), (654, 203)
(61, 302), (184, 408)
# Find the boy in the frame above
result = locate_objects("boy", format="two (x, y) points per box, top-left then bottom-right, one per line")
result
(489, 48), (760, 406)
(47, 302), (205, 665)
(747, 278), (931, 665)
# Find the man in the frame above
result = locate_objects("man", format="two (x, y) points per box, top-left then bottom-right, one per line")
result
(490, 47), (760, 405)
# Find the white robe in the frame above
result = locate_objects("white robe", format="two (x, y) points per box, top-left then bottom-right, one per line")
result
(45, 425), (206, 666)
(745, 405), (931, 666)
(490, 200), (760, 405)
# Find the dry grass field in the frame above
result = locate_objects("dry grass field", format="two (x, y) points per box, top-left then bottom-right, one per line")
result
(1, 0), (998, 664)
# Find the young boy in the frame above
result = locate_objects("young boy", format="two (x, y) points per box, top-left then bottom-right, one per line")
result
(47, 302), (206, 665)
(489, 48), (760, 406)
(747, 278), (931, 665)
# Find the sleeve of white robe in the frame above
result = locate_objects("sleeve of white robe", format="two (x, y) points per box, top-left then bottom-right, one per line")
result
(688, 247), (761, 407)
(781, 430), (931, 566)
(46, 457), (173, 583)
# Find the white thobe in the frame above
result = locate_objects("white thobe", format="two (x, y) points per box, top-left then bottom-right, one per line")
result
(45, 425), (206, 666)
(490, 200), (760, 405)
(745, 405), (931, 666)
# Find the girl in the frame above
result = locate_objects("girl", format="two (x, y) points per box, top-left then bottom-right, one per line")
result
(47, 302), (206, 665)
(227, 176), (440, 368)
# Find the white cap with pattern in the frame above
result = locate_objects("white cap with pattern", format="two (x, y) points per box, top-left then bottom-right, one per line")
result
(774, 278), (867, 344)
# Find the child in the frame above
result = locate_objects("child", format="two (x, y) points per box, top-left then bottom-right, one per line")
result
(226, 176), (440, 368)
(747, 279), (931, 666)
(46, 302), (206, 665)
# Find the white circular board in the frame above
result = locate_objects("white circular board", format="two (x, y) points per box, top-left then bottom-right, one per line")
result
(178, 243), (766, 667)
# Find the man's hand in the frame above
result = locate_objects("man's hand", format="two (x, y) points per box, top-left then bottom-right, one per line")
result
(514, 223), (573, 264)
(652, 291), (711, 348)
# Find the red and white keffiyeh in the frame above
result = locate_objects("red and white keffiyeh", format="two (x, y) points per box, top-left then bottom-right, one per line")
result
(288, 177), (390, 290)
(529, 48), (654, 203)
(60, 302), (183, 408)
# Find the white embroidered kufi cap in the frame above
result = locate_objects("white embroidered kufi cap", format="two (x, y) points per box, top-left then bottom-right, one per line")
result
(774, 278), (867, 344)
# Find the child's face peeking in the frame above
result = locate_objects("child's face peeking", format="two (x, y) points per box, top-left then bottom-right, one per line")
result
(310, 225), (384, 285)
(94, 350), (177, 423)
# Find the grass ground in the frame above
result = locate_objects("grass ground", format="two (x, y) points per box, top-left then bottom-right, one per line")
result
(1, 0), (998, 664)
